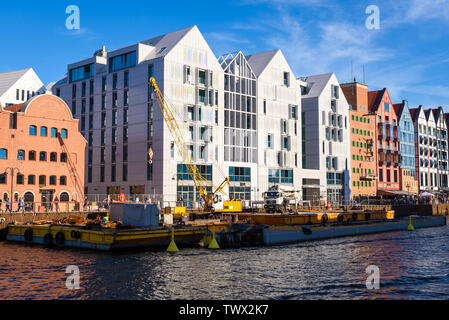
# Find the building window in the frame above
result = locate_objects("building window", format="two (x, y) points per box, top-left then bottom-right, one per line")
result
(39, 151), (47, 161)
(60, 176), (67, 186)
(88, 166), (92, 183)
(229, 167), (251, 182)
(124, 70), (129, 87)
(28, 175), (35, 185)
(49, 175), (56, 186)
(70, 63), (94, 82)
(29, 125), (37, 136)
(0, 149), (7, 160)
(198, 70), (206, 85)
(16, 174), (24, 185)
(17, 150), (25, 160)
(51, 128), (58, 137)
(109, 51), (136, 72)
(0, 174), (6, 184)
(100, 166), (105, 183)
(111, 165), (116, 182)
(283, 72), (290, 86)
(50, 152), (57, 162)
(29, 151), (36, 161)
(61, 129), (68, 139)
(39, 175), (46, 186)
(123, 164), (128, 182)
(40, 127), (47, 137)
(60, 153), (67, 163)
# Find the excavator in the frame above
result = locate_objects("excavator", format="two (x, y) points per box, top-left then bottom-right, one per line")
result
(149, 77), (242, 214)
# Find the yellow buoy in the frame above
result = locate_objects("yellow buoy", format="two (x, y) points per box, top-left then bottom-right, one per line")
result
(167, 227), (179, 253)
(407, 216), (415, 231)
(208, 230), (220, 250)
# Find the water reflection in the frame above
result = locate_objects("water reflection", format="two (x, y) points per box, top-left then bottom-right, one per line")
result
(0, 225), (448, 300)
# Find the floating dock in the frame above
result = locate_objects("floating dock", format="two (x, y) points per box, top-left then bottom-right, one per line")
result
(6, 224), (208, 251)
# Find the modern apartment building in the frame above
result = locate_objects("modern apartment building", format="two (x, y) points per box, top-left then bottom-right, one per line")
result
(301, 73), (351, 204)
(393, 100), (418, 194)
(53, 26), (225, 203)
(52, 25), (324, 204)
(341, 81), (377, 200)
(245, 49), (306, 199)
(0, 68), (45, 108)
(368, 89), (400, 194)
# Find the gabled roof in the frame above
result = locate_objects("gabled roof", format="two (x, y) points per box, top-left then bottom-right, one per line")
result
(409, 107), (419, 122)
(301, 73), (334, 98)
(4, 103), (25, 112)
(140, 25), (196, 61)
(393, 103), (403, 119)
(445, 113), (449, 123)
(432, 106), (444, 123)
(0, 68), (31, 97)
(425, 109), (431, 121)
(245, 49), (279, 77)
(367, 89), (386, 112)
(217, 51), (257, 79)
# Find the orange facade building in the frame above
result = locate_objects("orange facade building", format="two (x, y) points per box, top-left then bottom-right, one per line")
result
(0, 94), (85, 212)
(368, 89), (400, 194)
(341, 82), (377, 200)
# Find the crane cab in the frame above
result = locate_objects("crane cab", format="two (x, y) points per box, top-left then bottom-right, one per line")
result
(212, 194), (242, 213)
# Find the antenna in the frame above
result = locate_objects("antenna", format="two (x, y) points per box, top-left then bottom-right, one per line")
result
(351, 61), (354, 83)
(363, 65), (366, 84)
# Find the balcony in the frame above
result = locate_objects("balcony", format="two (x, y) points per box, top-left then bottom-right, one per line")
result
(360, 175), (377, 181)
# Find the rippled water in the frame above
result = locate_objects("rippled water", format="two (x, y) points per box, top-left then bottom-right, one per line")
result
(1, 225), (448, 300)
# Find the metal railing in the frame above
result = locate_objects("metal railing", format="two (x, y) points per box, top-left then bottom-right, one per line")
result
(0, 201), (88, 214)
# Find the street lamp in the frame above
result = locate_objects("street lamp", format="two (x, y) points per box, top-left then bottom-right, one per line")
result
(3, 167), (20, 211)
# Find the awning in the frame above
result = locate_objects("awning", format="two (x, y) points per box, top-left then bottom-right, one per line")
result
(378, 189), (417, 196)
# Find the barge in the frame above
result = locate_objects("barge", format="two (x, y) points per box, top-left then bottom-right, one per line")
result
(6, 224), (208, 251)
(211, 215), (447, 248)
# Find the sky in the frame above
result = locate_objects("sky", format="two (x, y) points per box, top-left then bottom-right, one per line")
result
(1, 0), (448, 109)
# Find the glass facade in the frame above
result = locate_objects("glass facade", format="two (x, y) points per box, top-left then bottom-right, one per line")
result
(109, 51), (136, 72)
(70, 64), (94, 82)
(177, 164), (212, 181)
(229, 167), (251, 182)
(222, 52), (257, 163)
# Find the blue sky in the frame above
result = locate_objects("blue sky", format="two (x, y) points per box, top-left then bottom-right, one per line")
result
(1, 0), (448, 109)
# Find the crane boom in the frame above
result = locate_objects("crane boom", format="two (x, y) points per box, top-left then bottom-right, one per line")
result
(149, 77), (228, 212)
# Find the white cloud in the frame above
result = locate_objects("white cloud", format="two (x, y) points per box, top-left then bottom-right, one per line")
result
(406, 0), (449, 22)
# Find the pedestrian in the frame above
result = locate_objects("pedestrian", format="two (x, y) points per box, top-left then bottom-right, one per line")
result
(84, 197), (89, 211)
(0, 198), (2, 213)
(5, 197), (11, 213)
(54, 196), (59, 213)
(18, 197), (24, 213)
(145, 197), (151, 204)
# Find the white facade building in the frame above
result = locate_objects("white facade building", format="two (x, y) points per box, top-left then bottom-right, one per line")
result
(301, 73), (351, 203)
(52, 25), (327, 204)
(0, 68), (44, 107)
(413, 106), (439, 192)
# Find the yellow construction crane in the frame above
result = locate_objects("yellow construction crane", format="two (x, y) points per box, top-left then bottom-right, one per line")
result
(149, 77), (241, 213)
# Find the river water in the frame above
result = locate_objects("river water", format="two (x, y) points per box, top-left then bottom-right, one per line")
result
(1, 224), (448, 300)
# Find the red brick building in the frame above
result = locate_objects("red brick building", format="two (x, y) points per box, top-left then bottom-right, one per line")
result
(368, 89), (400, 194)
(0, 94), (86, 211)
